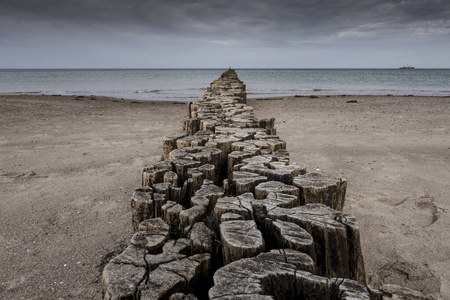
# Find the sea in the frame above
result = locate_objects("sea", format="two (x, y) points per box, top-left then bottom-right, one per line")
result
(1, 68), (449, 101)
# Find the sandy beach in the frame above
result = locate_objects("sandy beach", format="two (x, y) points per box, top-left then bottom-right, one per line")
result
(1, 94), (449, 299)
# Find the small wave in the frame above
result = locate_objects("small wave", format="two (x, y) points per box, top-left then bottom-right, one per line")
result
(247, 92), (287, 95)
(7, 91), (45, 95)
(132, 89), (163, 94)
(172, 96), (199, 99)
(187, 87), (208, 91)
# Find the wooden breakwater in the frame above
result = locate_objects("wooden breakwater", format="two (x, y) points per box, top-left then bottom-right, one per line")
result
(102, 69), (385, 300)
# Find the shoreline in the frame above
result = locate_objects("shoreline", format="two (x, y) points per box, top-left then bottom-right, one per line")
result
(252, 94), (450, 100)
(0, 93), (189, 103)
(1, 94), (449, 299)
(2, 92), (450, 105)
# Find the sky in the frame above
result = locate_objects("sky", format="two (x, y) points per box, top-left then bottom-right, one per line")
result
(0, 0), (449, 68)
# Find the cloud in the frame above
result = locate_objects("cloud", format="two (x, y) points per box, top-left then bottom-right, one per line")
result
(1, 0), (448, 38)
(0, 0), (449, 67)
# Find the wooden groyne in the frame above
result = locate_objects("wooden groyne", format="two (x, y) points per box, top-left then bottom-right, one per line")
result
(101, 69), (402, 299)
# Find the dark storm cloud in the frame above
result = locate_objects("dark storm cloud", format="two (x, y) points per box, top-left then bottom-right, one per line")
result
(1, 0), (449, 42)
(0, 0), (449, 67)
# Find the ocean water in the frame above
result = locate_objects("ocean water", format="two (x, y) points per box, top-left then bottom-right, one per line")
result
(1, 68), (449, 101)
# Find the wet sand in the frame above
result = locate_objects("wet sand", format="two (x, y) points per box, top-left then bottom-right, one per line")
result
(0, 94), (449, 299)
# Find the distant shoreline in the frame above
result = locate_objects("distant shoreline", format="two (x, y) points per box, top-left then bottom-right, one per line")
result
(2, 93), (450, 103)
(2, 67), (450, 70)
(251, 94), (450, 100)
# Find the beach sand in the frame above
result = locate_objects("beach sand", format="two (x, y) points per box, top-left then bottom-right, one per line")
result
(0, 94), (448, 299)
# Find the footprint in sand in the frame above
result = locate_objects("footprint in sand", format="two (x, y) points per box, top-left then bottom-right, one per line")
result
(377, 195), (443, 227)
(414, 195), (443, 226)
(379, 259), (441, 296)
(105, 170), (120, 176)
(47, 212), (67, 226)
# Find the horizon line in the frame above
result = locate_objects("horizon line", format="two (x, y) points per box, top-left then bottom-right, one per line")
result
(1, 67), (449, 70)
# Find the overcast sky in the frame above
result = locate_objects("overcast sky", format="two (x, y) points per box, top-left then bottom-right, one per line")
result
(1, 0), (449, 68)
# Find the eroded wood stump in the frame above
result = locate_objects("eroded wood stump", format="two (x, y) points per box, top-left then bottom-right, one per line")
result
(209, 251), (372, 300)
(293, 172), (347, 211)
(131, 186), (154, 233)
(163, 131), (187, 160)
(255, 180), (300, 200)
(265, 218), (316, 262)
(220, 220), (265, 265)
(142, 161), (172, 187)
(213, 196), (254, 224)
(162, 201), (183, 237)
(232, 171), (267, 196)
(131, 217), (169, 253)
(267, 203), (366, 284)
(188, 222), (214, 254)
(141, 253), (210, 300)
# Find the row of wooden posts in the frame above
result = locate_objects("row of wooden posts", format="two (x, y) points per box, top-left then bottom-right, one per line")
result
(101, 69), (382, 300)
